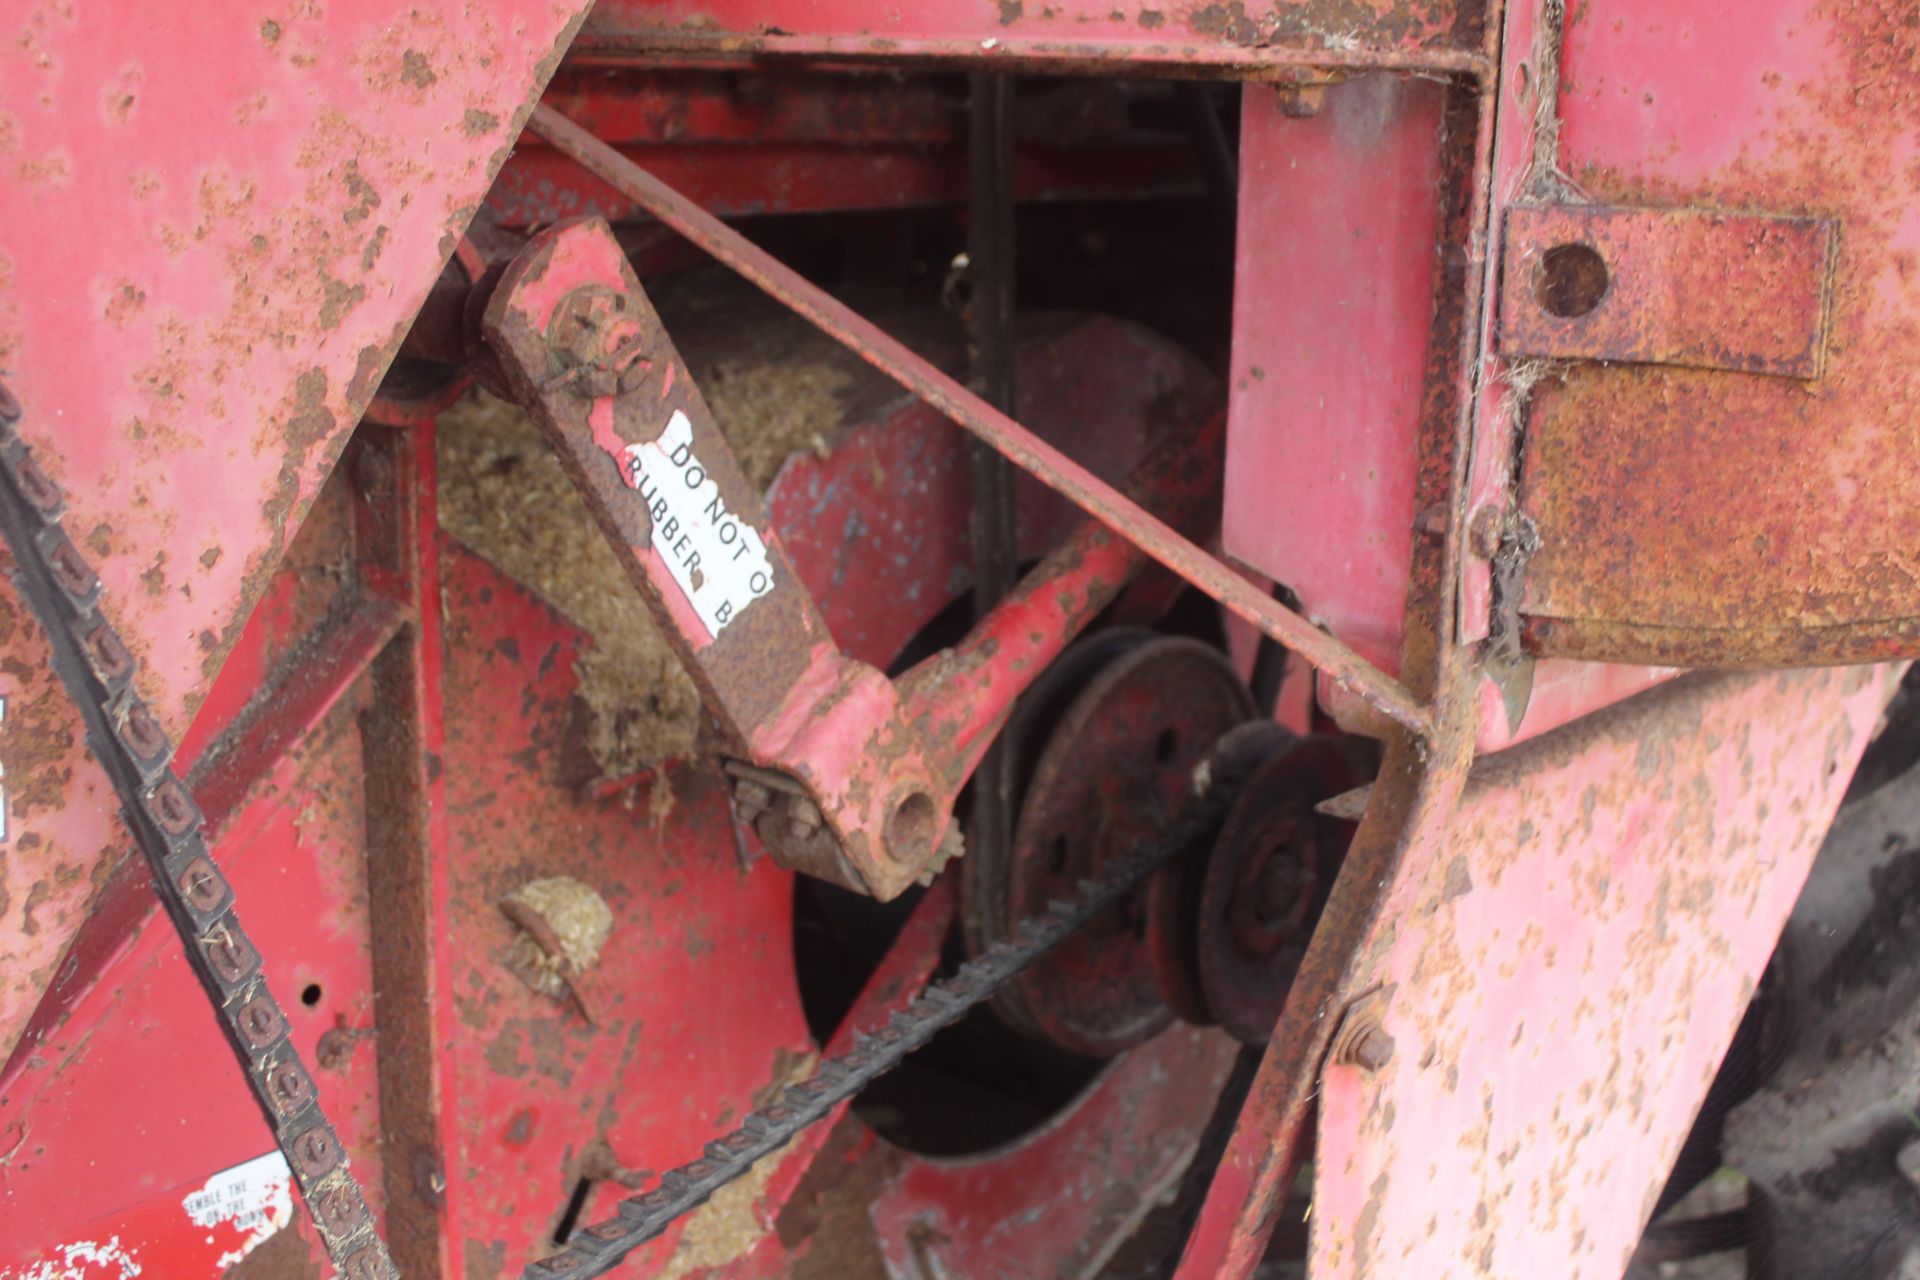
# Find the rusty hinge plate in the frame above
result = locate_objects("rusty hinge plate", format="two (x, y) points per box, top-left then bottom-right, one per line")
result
(1498, 203), (1839, 379)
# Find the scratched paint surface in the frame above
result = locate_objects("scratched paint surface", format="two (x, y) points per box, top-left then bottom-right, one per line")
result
(1310, 663), (1900, 1277)
(0, 0), (590, 1063)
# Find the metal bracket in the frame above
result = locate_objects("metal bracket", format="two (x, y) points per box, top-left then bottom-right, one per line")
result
(1498, 202), (1839, 379)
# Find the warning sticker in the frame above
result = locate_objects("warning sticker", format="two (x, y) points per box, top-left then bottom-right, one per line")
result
(180, 1150), (293, 1269)
(621, 410), (775, 637)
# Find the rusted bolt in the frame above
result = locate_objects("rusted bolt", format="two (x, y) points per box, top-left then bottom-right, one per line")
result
(144, 777), (198, 836)
(176, 857), (227, 913)
(236, 995), (285, 1049)
(1275, 83), (1329, 117)
(118, 703), (168, 762)
(290, 1124), (342, 1181)
(786, 797), (821, 841)
(315, 1026), (364, 1071)
(546, 287), (650, 399)
(83, 624), (133, 683)
(265, 1058), (314, 1112)
(47, 535), (96, 599)
(1336, 1019), (1396, 1072)
(1468, 505), (1507, 559)
(733, 778), (771, 823)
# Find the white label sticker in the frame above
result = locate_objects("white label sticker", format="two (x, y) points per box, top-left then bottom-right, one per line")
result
(621, 410), (775, 637)
(180, 1151), (292, 1269)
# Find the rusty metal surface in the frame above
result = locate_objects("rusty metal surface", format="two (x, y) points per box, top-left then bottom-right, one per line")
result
(0, 391), (395, 1272)
(1196, 737), (1360, 1044)
(897, 411), (1228, 783)
(1308, 664), (1900, 1277)
(1509, 0), (1920, 666)
(570, 0), (1491, 77)
(980, 634), (1255, 1058)
(526, 104), (1434, 737)
(0, 0), (590, 1068)
(0, 454), (391, 1278)
(1221, 75), (1448, 679)
(352, 425), (451, 1278)
(1498, 204), (1838, 377)
(1, 282), (1248, 1276)
(767, 314), (1214, 677)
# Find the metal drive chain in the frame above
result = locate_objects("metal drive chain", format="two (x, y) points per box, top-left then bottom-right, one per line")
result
(0, 386), (397, 1279)
(525, 735), (1268, 1280)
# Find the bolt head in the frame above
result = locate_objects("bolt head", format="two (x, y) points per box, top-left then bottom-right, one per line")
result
(785, 797), (821, 840)
(1342, 1022), (1396, 1072)
(733, 779), (771, 822)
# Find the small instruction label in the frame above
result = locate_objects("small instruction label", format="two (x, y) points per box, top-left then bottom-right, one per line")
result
(181, 1150), (293, 1269)
(621, 410), (774, 638)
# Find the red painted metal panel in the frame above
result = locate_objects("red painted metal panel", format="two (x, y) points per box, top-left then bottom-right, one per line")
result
(0, 0), (591, 1066)
(1511, 0), (1920, 663)
(430, 543), (815, 1273)
(870, 1026), (1239, 1279)
(1222, 75), (1446, 678)
(1309, 663), (1901, 1276)
(0, 713), (384, 1277)
(1225, 34), (1674, 751)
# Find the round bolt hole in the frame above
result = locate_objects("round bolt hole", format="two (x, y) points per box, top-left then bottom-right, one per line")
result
(1153, 728), (1180, 765)
(300, 983), (323, 1008)
(886, 791), (937, 862)
(1533, 242), (1610, 318)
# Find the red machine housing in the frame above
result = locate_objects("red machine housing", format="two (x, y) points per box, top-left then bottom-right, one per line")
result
(2, 0), (1917, 1277)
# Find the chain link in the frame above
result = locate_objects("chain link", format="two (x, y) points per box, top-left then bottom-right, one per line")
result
(0, 388), (397, 1279)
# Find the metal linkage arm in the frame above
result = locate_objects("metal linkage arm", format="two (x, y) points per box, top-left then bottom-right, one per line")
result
(524, 103), (1432, 740)
(484, 217), (1219, 899)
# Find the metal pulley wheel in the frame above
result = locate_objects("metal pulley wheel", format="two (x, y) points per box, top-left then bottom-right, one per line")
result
(963, 630), (1256, 1058)
(1195, 736), (1364, 1044)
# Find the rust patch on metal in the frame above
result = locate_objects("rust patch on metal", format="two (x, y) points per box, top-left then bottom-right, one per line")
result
(401, 49), (438, 88)
(1499, 203), (1838, 378)
(1513, 0), (1920, 665)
